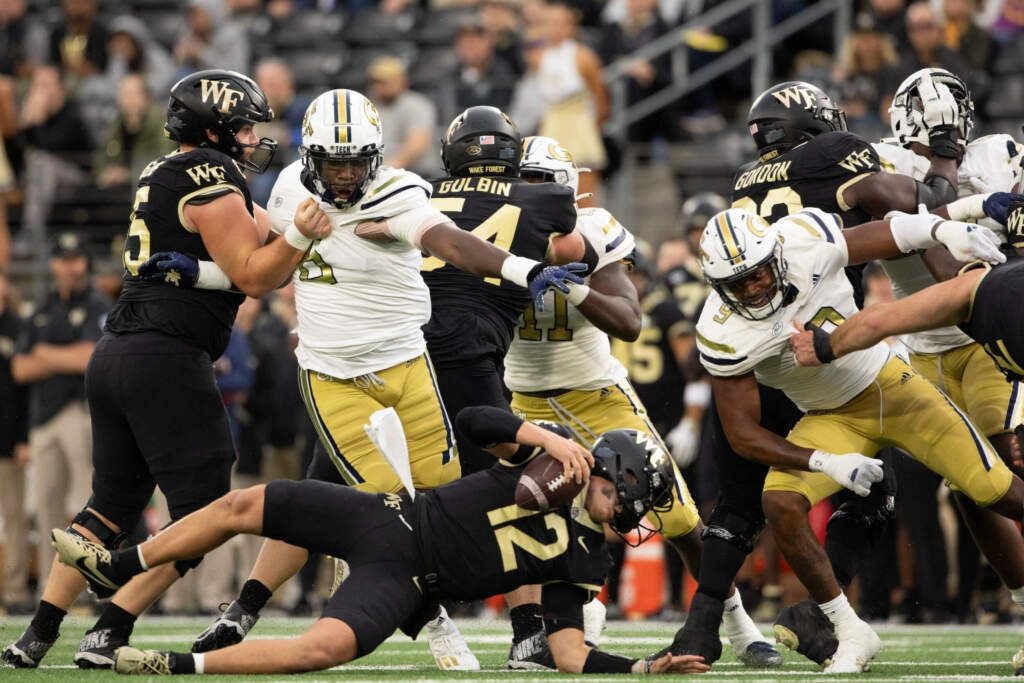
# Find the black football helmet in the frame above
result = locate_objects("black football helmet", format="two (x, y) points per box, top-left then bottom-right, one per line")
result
(165, 69), (278, 173)
(678, 192), (728, 234)
(747, 81), (847, 161)
(591, 429), (674, 546)
(441, 106), (521, 177)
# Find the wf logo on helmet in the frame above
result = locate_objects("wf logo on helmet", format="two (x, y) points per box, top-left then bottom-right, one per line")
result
(199, 79), (245, 114)
(771, 85), (817, 109)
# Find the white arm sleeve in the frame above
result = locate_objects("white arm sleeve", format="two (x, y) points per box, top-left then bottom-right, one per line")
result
(385, 205), (451, 250)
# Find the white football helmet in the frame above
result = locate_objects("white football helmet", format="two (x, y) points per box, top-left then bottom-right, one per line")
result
(888, 68), (974, 151)
(519, 136), (584, 195)
(299, 89), (384, 208)
(699, 208), (789, 320)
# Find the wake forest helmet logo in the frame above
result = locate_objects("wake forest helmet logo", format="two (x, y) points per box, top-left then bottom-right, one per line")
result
(199, 78), (245, 114)
(771, 84), (817, 110)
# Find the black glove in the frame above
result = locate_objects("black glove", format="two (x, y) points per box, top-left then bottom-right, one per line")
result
(928, 125), (963, 161)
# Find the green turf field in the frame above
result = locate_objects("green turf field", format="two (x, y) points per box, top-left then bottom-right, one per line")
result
(2, 616), (1022, 680)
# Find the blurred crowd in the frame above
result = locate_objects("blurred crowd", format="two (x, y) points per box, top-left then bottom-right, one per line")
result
(2, 0), (1024, 622)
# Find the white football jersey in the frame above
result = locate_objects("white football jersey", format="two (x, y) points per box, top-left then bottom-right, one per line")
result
(696, 208), (890, 412)
(874, 135), (1024, 354)
(269, 162), (443, 379)
(504, 207), (635, 392)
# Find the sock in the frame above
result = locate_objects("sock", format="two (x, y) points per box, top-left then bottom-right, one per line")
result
(721, 590), (764, 650)
(108, 547), (147, 584)
(695, 536), (749, 603)
(169, 652), (197, 674)
(818, 593), (858, 636)
(509, 603), (544, 643)
(238, 579), (273, 614)
(93, 602), (137, 635)
(29, 600), (67, 642)
(1011, 586), (1024, 607)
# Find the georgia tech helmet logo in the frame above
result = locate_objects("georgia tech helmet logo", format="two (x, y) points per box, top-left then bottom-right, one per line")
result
(363, 99), (380, 129)
(199, 79), (245, 114)
(548, 144), (573, 163)
(771, 85), (817, 110)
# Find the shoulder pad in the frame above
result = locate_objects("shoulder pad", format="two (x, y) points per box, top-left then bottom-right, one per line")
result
(802, 131), (880, 176)
(578, 207), (634, 266)
(166, 148), (247, 191)
(359, 168), (432, 217)
(695, 304), (757, 377)
(959, 135), (1024, 193)
(267, 161), (310, 233)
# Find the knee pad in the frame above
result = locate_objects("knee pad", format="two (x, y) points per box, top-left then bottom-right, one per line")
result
(174, 556), (205, 577)
(701, 506), (765, 554)
(71, 508), (128, 549)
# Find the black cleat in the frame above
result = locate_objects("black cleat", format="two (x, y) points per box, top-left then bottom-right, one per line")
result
(737, 640), (783, 668)
(1, 625), (57, 668)
(773, 600), (838, 666)
(74, 627), (128, 669)
(192, 600), (259, 653)
(506, 630), (556, 670)
(656, 593), (725, 665)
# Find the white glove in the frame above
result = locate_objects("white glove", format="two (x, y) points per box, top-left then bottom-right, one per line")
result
(934, 220), (1006, 264)
(808, 450), (884, 497)
(919, 76), (960, 131)
(665, 417), (701, 469)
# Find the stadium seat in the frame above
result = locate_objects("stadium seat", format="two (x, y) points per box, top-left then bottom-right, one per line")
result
(985, 74), (1024, 119)
(414, 9), (474, 46)
(272, 10), (345, 51)
(281, 49), (349, 92)
(341, 8), (416, 46)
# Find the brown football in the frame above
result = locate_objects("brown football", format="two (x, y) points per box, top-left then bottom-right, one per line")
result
(515, 453), (585, 511)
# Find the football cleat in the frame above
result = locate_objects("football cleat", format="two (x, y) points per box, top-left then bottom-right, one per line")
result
(1011, 642), (1024, 675)
(1, 625), (57, 668)
(75, 627), (128, 669)
(330, 557), (350, 595)
(773, 600), (839, 666)
(582, 598), (606, 646)
(737, 640), (784, 668)
(114, 647), (172, 675)
(823, 618), (881, 674)
(426, 606), (479, 670)
(51, 528), (121, 595)
(505, 629), (556, 670)
(192, 600), (259, 653)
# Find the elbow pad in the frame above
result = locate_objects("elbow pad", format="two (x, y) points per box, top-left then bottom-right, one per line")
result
(916, 175), (958, 209)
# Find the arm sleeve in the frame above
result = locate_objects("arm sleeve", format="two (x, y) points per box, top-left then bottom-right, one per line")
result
(454, 405), (525, 448)
(385, 204), (451, 250)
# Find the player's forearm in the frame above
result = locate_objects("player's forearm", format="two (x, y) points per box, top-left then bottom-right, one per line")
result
(229, 240), (306, 298)
(575, 290), (641, 340)
(422, 224), (515, 278)
(828, 307), (897, 359)
(723, 419), (814, 470)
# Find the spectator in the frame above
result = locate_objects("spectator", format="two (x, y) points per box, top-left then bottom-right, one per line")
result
(366, 56), (440, 179)
(598, 0), (671, 143)
(173, 0), (250, 76)
(0, 0), (46, 77)
(440, 17), (516, 124)
(480, 0), (524, 75)
(48, 0), (107, 80)
(102, 16), (176, 98)
(11, 232), (110, 589)
(0, 267), (30, 613)
(943, 0), (994, 70)
(536, 0), (608, 203)
(897, 2), (970, 84)
(832, 12), (900, 135)
(94, 74), (174, 192)
(250, 59), (307, 205)
(508, 28), (547, 134)
(867, 0), (908, 50)
(15, 66), (94, 245)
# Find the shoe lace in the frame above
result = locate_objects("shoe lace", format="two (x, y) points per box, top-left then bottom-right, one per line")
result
(139, 652), (171, 674)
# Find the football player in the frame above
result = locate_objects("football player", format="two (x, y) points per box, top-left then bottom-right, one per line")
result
(0, 69), (332, 670)
(697, 205), (1016, 672)
(173, 89), (583, 671)
(871, 66), (1024, 669)
(504, 137), (780, 669)
(663, 78), (992, 669)
(51, 407), (709, 677)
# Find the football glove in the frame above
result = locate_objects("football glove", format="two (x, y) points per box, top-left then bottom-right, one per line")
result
(933, 220), (1005, 264)
(526, 262), (588, 311)
(808, 450), (884, 497)
(137, 251), (199, 288)
(981, 192), (1024, 226)
(665, 417), (701, 469)
(918, 77), (962, 160)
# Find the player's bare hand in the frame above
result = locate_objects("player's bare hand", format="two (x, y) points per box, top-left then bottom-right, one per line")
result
(540, 432), (593, 484)
(294, 197), (332, 240)
(633, 653), (709, 674)
(788, 323), (822, 367)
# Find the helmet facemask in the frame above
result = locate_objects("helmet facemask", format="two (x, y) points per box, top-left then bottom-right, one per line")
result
(887, 69), (974, 151)
(707, 245), (789, 321)
(301, 146), (382, 209)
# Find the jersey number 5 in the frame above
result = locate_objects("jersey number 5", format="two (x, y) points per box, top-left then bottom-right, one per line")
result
(422, 200), (521, 286)
(123, 186), (152, 276)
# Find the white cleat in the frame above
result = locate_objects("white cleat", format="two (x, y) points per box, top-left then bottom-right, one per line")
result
(823, 619), (881, 674)
(330, 557), (350, 595)
(426, 606), (479, 671)
(1011, 642), (1024, 675)
(583, 598), (606, 646)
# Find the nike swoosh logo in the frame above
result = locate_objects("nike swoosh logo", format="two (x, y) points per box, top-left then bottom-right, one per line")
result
(74, 556), (116, 590)
(577, 535), (589, 554)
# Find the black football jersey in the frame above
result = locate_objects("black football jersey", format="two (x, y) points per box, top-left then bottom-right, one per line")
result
(105, 148), (251, 358)
(662, 261), (709, 322)
(422, 177), (576, 366)
(959, 261), (1024, 380)
(419, 463), (608, 600)
(732, 131), (879, 227)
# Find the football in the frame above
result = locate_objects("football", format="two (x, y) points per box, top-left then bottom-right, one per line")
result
(515, 453), (585, 511)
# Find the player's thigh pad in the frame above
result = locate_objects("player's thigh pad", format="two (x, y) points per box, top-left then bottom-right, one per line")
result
(960, 343), (1024, 437)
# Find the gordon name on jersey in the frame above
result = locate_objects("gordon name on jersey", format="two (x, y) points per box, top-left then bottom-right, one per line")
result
(696, 208), (889, 411)
(504, 207), (635, 393)
(268, 161), (443, 379)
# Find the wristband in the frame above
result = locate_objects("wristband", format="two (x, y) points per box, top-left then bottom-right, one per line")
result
(807, 324), (837, 363)
(683, 381), (712, 408)
(945, 194), (987, 222)
(501, 255), (541, 288)
(564, 282), (591, 306)
(196, 260), (233, 290)
(284, 223), (313, 251)
(808, 450), (830, 473)
(582, 648), (637, 674)
(888, 211), (943, 253)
